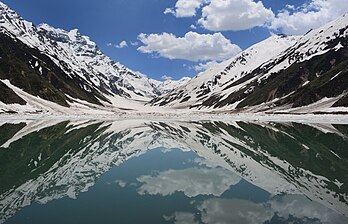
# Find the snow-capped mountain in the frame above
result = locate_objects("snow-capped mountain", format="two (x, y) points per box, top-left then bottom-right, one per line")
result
(152, 14), (348, 113)
(36, 23), (165, 100)
(0, 2), (189, 114)
(155, 77), (191, 94)
(0, 120), (347, 223)
(151, 35), (299, 108)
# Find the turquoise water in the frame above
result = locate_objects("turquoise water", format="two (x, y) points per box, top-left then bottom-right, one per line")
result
(0, 120), (347, 223)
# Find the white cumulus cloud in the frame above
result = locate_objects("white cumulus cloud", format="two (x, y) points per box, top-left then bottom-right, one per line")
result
(164, 0), (348, 34)
(115, 40), (128, 48)
(198, 0), (274, 31)
(137, 31), (241, 62)
(164, 0), (209, 17)
(269, 0), (348, 35)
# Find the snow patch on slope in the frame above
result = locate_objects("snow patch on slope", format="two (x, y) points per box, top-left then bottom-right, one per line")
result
(151, 35), (299, 109)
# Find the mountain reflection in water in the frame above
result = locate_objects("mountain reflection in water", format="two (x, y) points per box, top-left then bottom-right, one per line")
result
(0, 119), (347, 224)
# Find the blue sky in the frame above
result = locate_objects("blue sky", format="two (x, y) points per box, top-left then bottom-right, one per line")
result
(1, 0), (346, 80)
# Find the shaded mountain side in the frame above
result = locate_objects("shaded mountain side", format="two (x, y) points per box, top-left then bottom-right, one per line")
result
(239, 40), (348, 109)
(0, 81), (25, 105)
(207, 46), (348, 109)
(0, 33), (108, 106)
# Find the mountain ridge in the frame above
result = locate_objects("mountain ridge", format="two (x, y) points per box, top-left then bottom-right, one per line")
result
(151, 14), (348, 114)
(0, 1), (190, 114)
(150, 34), (299, 108)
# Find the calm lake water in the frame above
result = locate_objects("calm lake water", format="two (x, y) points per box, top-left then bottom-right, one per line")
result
(0, 119), (348, 224)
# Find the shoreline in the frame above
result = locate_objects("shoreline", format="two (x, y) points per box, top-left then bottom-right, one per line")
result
(0, 112), (348, 124)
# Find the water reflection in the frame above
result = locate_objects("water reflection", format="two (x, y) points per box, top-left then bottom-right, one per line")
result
(192, 195), (345, 224)
(137, 167), (241, 197)
(0, 119), (347, 223)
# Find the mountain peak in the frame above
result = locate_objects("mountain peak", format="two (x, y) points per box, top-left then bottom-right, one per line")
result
(0, 1), (10, 10)
(0, 2), (192, 112)
(37, 23), (92, 46)
(0, 2), (25, 28)
(0, 2), (28, 26)
(69, 28), (79, 36)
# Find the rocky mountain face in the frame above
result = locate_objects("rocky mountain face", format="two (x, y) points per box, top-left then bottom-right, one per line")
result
(0, 2), (190, 113)
(0, 120), (347, 222)
(151, 14), (348, 114)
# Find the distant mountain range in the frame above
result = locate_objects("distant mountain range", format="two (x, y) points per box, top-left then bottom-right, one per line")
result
(0, 1), (347, 114)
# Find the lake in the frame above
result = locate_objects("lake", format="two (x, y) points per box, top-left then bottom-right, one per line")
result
(0, 119), (348, 223)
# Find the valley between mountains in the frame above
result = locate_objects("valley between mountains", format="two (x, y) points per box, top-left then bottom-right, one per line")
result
(1, 2), (348, 223)
(0, 2), (347, 116)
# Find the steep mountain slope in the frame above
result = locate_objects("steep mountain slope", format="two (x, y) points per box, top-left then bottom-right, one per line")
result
(0, 2), (190, 113)
(0, 30), (107, 108)
(35, 23), (165, 100)
(150, 35), (299, 108)
(152, 14), (348, 113)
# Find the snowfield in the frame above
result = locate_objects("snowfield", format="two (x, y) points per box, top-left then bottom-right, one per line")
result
(0, 113), (348, 124)
(1, 77), (347, 124)
(0, 78), (347, 124)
